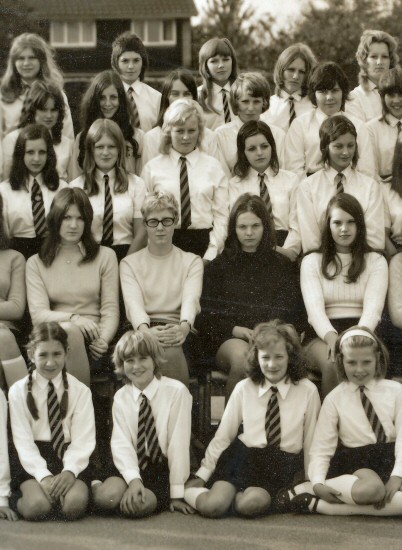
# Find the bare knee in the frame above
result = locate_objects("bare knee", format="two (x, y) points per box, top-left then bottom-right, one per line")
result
(92, 479), (126, 511)
(0, 328), (19, 359)
(235, 488), (271, 517)
(19, 493), (52, 521)
(197, 493), (233, 518)
(352, 477), (385, 505)
(62, 486), (89, 520)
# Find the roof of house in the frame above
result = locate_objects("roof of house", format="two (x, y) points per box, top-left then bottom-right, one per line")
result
(25, 0), (197, 19)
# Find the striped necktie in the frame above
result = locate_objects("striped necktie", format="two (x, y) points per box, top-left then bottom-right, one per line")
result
(265, 386), (281, 447)
(259, 173), (273, 219)
(137, 393), (163, 470)
(397, 121), (402, 135)
(127, 86), (140, 129)
(359, 386), (386, 443)
(48, 380), (66, 460)
(31, 178), (47, 237)
(179, 156), (191, 230)
(101, 174), (113, 247)
(288, 96), (296, 126)
(221, 89), (231, 123)
(334, 172), (345, 194)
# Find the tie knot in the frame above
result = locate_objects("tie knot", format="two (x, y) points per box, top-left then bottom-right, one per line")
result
(180, 156), (187, 163)
(104, 174), (109, 184)
(48, 380), (55, 390)
(359, 385), (366, 394)
(221, 88), (227, 95)
(289, 96), (294, 101)
(271, 386), (278, 394)
(128, 87), (133, 93)
(258, 173), (265, 179)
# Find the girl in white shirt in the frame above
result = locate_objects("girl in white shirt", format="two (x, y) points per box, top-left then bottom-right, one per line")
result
(266, 43), (316, 132)
(92, 330), (193, 517)
(198, 38), (238, 130)
(0, 389), (18, 521)
(2, 81), (73, 181)
(279, 326), (402, 517)
(8, 322), (95, 521)
(184, 320), (320, 518)
(70, 119), (146, 261)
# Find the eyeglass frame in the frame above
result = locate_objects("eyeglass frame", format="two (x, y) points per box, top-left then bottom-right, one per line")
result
(144, 217), (176, 228)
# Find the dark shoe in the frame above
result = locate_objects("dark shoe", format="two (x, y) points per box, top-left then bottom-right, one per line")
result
(290, 492), (319, 513)
(273, 486), (296, 513)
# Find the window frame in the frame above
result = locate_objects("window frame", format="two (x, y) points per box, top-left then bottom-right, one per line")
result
(50, 21), (97, 48)
(130, 19), (177, 46)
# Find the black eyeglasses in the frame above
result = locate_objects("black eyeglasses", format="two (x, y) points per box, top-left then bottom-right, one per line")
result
(145, 217), (175, 228)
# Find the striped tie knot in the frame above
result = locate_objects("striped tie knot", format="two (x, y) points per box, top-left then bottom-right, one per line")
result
(359, 386), (386, 443)
(101, 174), (114, 247)
(128, 86), (140, 128)
(334, 172), (345, 194)
(31, 178), (47, 237)
(258, 173), (273, 218)
(47, 380), (66, 460)
(397, 121), (402, 134)
(288, 96), (296, 126)
(265, 386), (281, 447)
(221, 88), (231, 123)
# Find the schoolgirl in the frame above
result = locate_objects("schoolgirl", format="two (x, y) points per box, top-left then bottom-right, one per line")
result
(263, 43), (316, 132)
(346, 30), (399, 122)
(70, 70), (142, 179)
(285, 62), (375, 178)
(296, 114), (384, 252)
(388, 252), (402, 379)
(229, 120), (300, 260)
(111, 31), (162, 132)
(92, 330), (193, 517)
(279, 327), (402, 517)
(0, 123), (67, 259)
(0, 33), (74, 140)
(8, 322), (96, 520)
(184, 320), (320, 518)
(0, 389), (18, 520)
(2, 80), (73, 180)
(216, 72), (286, 175)
(70, 119), (146, 261)
(198, 38), (238, 130)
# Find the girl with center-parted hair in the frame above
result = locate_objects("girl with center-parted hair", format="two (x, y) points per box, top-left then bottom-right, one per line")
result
(0, 32), (74, 140)
(285, 62), (375, 179)
(69, 70), (142, 180)
(296, 114), (384, 253)
(0, 123), (67, 259)
(70, 119), (146, 261)
(198, 193), (305, 399)
(2, 80), (73, 181)
(141, 98), (229, 261)
(229, 120), (300, 262)
(120, 191), (203, 386)
(184, 320), (320, 519)
(300, 193), (388, 397)
(26, 187), (119, 387)
(346, 30), (400, 123)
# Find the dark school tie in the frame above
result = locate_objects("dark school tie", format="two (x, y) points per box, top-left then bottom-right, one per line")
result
(359, 386), (387, 443)
(221, 89), (231, 123)
(137, 393), (163, 470)
(265, 386), (281, 447)
(397, 121), (402, 135)
(258, 173), (273, 219)
(31, 178), (47, 238)
(180, 156), (191, 230)
(334, 172), (345, 194)
(127, 86), (140, 128)
(288, 96), (296, 126)
(48, 381), (66, 460)
(101, 174), (113, 247)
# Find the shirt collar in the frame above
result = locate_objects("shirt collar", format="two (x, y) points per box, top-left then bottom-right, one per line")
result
(249, 166), (276, 179)
(258, 377), (290, 400)
(351, 378), (378, 392)
(212, 81), (231, 93)
(367, 79), (378, 92)
(28, 173), (44, 189)
(131, 376), (159, 402)
(35, 370), (63, 389)
(170, 147), (199, 166)
(95, 167), (116, 183)
(385, 113), (402, 128)
(281, 90), (302, 101)
(326, 164), (353, 180)
(124, 79), (141, 94)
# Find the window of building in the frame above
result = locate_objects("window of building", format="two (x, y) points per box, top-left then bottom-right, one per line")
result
(131, 20), (176, 46)
(50, 21), (96, 48)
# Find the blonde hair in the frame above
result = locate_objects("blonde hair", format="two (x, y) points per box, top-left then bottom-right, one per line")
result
(160, 99), (204, 154)
(141, 191), (179, 221)
(356, 30), (399, 88)
(113, 331), (166, 383)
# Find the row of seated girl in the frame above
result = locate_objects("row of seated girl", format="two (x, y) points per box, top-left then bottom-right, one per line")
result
(1, 320), (402, 522)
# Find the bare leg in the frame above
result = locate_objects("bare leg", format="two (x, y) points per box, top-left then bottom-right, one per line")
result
(92, 477), (127, 513)
(17, 479), (53, 521)
(61, 479), (89, 520)
(305, 338), (339, 397)
(234, 487), (271, 517)
(216, 338), (249, 400)
(195, 480), (237, 518)
(162, 346), (189, 386)
(0, 328), (27, 389)
(60, 322), (90, 386)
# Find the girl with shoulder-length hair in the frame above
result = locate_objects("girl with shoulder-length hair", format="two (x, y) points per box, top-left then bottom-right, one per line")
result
(300, 193), (388, 397)
(346, 29), (400, 122)
(26, 187), (119, 386)
(0, 33), (74, 139)
(70, 119), (146, 261)
(198, 193), (305, 399)
(1, 123), (67, 259)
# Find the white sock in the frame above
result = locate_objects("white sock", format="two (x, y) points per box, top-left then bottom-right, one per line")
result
(184, 487), (209, 509)
(316, 491), (402, 516)
(293, 481), (314, 497)
(325, 475), (359, 505)
(1, 356), (28, 388)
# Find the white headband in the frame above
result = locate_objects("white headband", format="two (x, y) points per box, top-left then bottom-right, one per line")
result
(339, 328), (376, 347)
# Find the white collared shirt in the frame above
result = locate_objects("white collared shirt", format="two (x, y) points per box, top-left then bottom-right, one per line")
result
(9, 371), (96, 482)
(141, 148), (229, 261)
(382, 182), (402, 245)
(70, 169), (146, 245)
(0, 174), (68, 238)
(197, 377), (320, 482)
(345, 81), (382, 122)
(262, 91), (314, 132)
(309, 379), (402, 485)
(284, 108), (375, 179)
(0, 390), (10, 506)
(123, 80), (161, 133)
(296, 165), (385, 252)
(111, 376), (192, 499)
(389, 253), (402, 328)
(198, 82), (234, 131)
(367, 114), (402, 181)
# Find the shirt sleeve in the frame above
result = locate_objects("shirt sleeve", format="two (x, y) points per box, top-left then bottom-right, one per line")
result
(363, 179), (385, 250)
(204, 166), (229, 262)
(283, 183), (302, 256)
(389, 254), (402, 330)
(111, 393), (141, 484)
(120, 257), (150, 328)
(355, 124), (375, 178)
(359, 254), (388, 330)
(0, 391), (10, 506)
(391, 387), (402, 478)
(61, 91), (75, 141)
(180, 256), (203, 327)
(98, 248), (119, 343)
(296, 180), (322, 253)
(284, 118), (306, 176)
(0, 252), (26, 321)
(302, 386), (321, 476)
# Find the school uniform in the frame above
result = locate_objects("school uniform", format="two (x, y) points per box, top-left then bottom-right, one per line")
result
(284, 108), (375, 179)
(2, 129), (73, 181)
(142, 148), (229, 261)
(196, 377), (320, 493)
(0, 248), (26, 330)
(9, 371), (96, 484)
(383, 183), (402, 249)
(262, 92), (314, 132)
(229, 166), (300, 252)
(296, 165), (385, 252)
(308, 379), (402, 485)
(366, 114), (401, 182)
(111, 376), (192, 509)
(122, 80), (161, 133)
(0, 174), (68, 258)
(215, 115), (286, 176)
(0, 390), (11, 508)
(198, 83), (234, 131)
(345, 82), (382, 123)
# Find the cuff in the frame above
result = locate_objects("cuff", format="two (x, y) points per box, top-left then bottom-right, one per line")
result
(311, 476), (326, 487)
(203, 245), (217, 262)
(170, 483), (184, 499)
(196, 466), (213, 482)
(37, 469), (53, 482)
(123, 471), (142, 485)
(0, 496), (9, 507)
(391, 466), (402, 479)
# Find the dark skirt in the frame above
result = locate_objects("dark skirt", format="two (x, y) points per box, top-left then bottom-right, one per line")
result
(111, 244), (130, 263)
(209, 437), (303, 495)
(10, 236), (43, 260)
(275, 230), (288, 248)
(327, 442), (395, 483)
(173, 228), (211, 257)
(304, 317), (360, 345)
